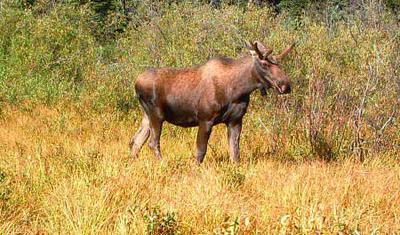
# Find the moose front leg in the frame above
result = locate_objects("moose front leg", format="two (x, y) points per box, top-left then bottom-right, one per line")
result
(196, 121), (213, 164)
(227, 120), (242, 163)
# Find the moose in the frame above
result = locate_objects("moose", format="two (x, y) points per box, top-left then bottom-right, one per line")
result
(129, 41), (295, 163)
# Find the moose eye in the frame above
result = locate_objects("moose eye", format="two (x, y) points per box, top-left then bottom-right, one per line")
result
(260, 60), (270, 67)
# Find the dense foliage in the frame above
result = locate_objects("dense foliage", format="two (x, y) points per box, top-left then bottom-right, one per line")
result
(1, 0), (398, 160)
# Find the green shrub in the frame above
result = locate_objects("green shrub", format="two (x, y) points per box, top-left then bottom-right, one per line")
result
(0, 0), (398, 159)
(0, 2), (96, 105)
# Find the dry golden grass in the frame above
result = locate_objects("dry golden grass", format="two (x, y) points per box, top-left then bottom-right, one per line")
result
(0, 105), (399, 234)
(1, 1), (399, 234)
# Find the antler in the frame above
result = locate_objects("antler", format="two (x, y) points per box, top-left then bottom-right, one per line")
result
(254, 41), (273, 59)
(275, 42), (296, 61)
(246, 40), (273, 59)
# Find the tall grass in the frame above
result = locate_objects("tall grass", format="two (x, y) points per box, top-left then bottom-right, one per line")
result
(0, 0), (399, 233)
(0, 106), (399, 233)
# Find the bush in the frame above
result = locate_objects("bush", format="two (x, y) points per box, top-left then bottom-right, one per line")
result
(0, 2), (96, 105)
(0, 0), (398, 159)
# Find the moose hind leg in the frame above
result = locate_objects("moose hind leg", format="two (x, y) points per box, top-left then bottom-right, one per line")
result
(129, 114), (150, 158)
(148, 118), (163, 160)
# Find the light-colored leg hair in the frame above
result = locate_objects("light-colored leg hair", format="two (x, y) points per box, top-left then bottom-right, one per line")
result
(129, 114), (150, 158)
(227, 120), (242, 163)
(148, 118), (163, 160)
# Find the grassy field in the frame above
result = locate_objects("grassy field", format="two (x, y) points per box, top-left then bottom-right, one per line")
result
(0, 105), (399, 234)
(0, 0), (399, 234)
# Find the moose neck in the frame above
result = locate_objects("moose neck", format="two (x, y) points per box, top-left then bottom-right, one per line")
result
(224, 56), (262, 101)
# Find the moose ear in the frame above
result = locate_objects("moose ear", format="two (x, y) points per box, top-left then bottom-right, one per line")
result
(245, 40), (254, 50)
(245, 40), (258, 57)
(253, 41), (273, 59)
(245, 40), (273, 59)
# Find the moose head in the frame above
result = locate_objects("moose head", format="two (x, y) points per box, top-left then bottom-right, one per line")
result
(246, 41), (295, 95)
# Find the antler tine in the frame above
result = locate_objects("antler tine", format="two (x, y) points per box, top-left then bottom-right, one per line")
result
(263, 49), (273, 59)
(276, 42), (296, 61)
(244, 40), (253, 50)
(252, 41), (265, 59)
(254, 41), (273, 59)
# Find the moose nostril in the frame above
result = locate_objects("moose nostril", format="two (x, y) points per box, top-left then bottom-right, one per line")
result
(281, 84), (291, 94)
(286, 85), (291, 93)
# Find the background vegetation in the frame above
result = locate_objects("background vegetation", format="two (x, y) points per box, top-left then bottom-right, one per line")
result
(0, 0), (399, 233)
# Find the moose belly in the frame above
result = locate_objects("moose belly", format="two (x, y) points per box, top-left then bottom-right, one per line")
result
(161, 94), (250, 127)
(163, 106), (199, 127)
(163, 103), (249, 127)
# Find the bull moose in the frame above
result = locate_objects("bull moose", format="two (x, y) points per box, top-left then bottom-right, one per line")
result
(129, 41), (295, 163)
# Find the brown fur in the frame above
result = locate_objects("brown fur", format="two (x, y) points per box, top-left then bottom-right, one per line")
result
(129, 41), (295, 163)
